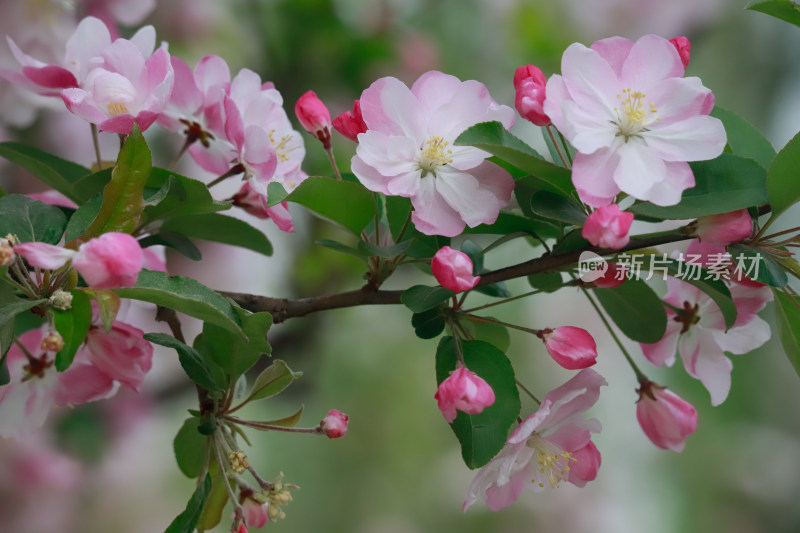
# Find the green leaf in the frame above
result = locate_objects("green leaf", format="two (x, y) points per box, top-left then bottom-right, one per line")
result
(194, 461), (229, 532)
(661, 258), (738, 329)
(260, 405), (304, 428)
(173, 417), (208, 479)
(145, 333), (224, 392)
(161, 214), (273, 257)
(164, 474), (211, 533)
(411, 308), (446, 339)
(401, 285), (455, 313)
(71, 168), (113, 202)
(139, 232), (202, 261)
(143, 168), (230, 221)
(436, 337), (520, 469)
(145, 174), (181, 206)
(266, 181), (289, 205)
(455, 122), (574, 198)
(357, 240), (412, 259)
(595, 280), (667, 343)
(116, 270), (244, 337)
(552, 228), (589, 255)
(765, 130), (800, 222)
(53, 290), (92, 371)
(84, 125), (151, 237)
(461, 319), (510, 352)
(0, 195), (67, 244)
(274, 177), (374, 234)
(247, 359), (302, 402)
(746, 0), (800, 29)
(629, 154), (768, 219)
(197, 309), (273, 385)
(773, 290), (800, 378)
(728, 244), (789, 287)
(0, 142), (91, 203)
(64, 194), (103, 243)
(528, 272), (565, 292)
(711, 107), (776, 169)
(530, 191), (587, 226)
(463, 211), (558, 239)
(0, 298), (48, 343)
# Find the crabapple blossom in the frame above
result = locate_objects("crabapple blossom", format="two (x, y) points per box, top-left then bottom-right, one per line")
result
(636, 381), (697, 452)
(321, 409), (349, 438)
(431, 246), (480, 293)
(240, 493), (269, 528)
(71, 232), (143, 288)
(463, 369), (606, 511)
(694, 209), (752, 246)
(332, 99), (368, 141)
(582, 204), (634, 249)
(639, 274), (772, 405)
(513, 64), (550, 126)
(435, 366), (495, 423)
(351, 70), (516, 237)
(670, 37), (691, 69)
(539, 326), (598, 370)
(544, 34), (726, 207)
(295, 90), (332, 148)
(84, 321), (153, 392)
(231, 182), (295, 233)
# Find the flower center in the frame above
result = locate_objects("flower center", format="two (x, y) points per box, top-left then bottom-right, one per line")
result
(527, 434), (576, 489)
(418, 136), (453, 174)
(268, 129), (296, 163)
(674, 301), (701, 334)
(107, 102), (129, 117)
(613, 88), (658, 141)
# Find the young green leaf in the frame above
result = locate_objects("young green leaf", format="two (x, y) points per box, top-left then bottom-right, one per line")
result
(197, 310), (273, 384)
(247, 359), (302, 402)
(163, 474), (212, 533)
(0, 195), (67, 244)
(401, 285), (455, 313)
(746, 0), (800, 29)
(595, 280), (667, 344)
(64, 194), (103, 243)
(728, 244), (789, 287)
(142, 168), (230, 221)
(773, 290), (800, 378)
(145, 332), (224, 392)
(173, 417), (208, 479)
(711, 107), (776, 169)
(53, 290), (92, 371)
(0, 142), (91, 203)
(765, 130), (800, 222)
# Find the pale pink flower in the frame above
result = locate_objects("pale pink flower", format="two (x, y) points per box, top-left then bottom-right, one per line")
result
(431, 246), (480, 293)
(582, 204), (634, 249)
(295, 90), (332, 148)
(26, 190), (78, 209)
(84, 321), (153, 392)
(231, 182), (295, 233)
(636, 381), (697, 452)
(669, 37), (691, 69)
(241, 496), (269, 528)
(463, 369), (606, 512)
(640, 275), (772, 405)
(513, 64), (551, 126)
(544, 35), (726, 207)
(540, 326), (598, 370)
(321, 409), (349, 438)
(694, 209), (752, 246)
(351, 70), (516, 237)
(435, 366), (495, 423)
(72, 232), (143, 288)
(332, 99), (368, 142)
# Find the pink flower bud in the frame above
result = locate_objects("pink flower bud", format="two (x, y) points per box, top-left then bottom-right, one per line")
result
(694, 209), (752, 246)
(540, 326), (598, 370)
(72, 232), (143, 288)
(669, 37), (691, 69)
(435, 366), (495, 423)
(431, 246), (480, 293)
(84, 321), (153, 391)
(321, 409), (349, 438)
(592, 262), (626, 288)
(295, 90), (332, 148)
(582, 204), (634, 250)
(241, 497), (269, 528)
(513, 64), (551, 126)
(568, 440), (601, 487)
(236, 524), (249, 533)
(636, 382), (697, 452)
(332, 100), (368, 142)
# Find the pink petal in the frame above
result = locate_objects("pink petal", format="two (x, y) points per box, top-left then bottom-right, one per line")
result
(13, 242), (76, 270)
(410, 177), (465, 237)
(589, 36), (634, 76)
(360, 76), (425, 142)
(571, 148), (621, 207)
(620, 35), (684, 91)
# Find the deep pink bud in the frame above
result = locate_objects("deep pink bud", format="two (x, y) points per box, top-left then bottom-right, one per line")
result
(636, 382), (697, 452)
(332, 100), (368, 142)
(568, 440), (601, 487)
(592, 262), (626, 288)
(513, 64), (551, 126)
(321, 409), (349, 438)
(582, 204), (634, 249)
(431, 246), (480, 293)
(72, 232), (143, 288)
(669, 37), (691, 69)
(540, 326), (598, 370)
(694, 209), (752, 246)
(295, 90), (331, 148)
(435, 366), (495, 423)
(236, 524), (249, 533)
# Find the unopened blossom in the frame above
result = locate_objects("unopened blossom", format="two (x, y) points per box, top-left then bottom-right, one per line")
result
(636, 381), (697, 452)
(72, 232), (143, 288)
(540, 326), (598, 370)
(513, 64), (550, 126)
(435, 366), (495, 423)
(332, 99), (368, 141)
(463, 369), (606, 512)
(694, 209), (752, 246)
(592, 262), (626, 288)
(239, 492), (269, 528)
(231, 182), (295, 233)
(431, 246), (480, 293)
(295, 90), (332, 148)
(582, 204), (634, 249)
(640, 275), (772, 405)
(84, 321), (153, 392)
(351, 70), (516, 237)
(321, 409), (349, 438)
(236, 524), (248, 533)
(669, 37), (691, 69)
(544, 35), (726, 207)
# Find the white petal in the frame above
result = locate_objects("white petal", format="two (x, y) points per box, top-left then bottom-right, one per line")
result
(645, 115), (727, 162)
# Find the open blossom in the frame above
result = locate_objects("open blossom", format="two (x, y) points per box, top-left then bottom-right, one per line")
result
(540, 326), (598, 369)
(582, 204), (634, 249)
(636, 381), (697, 452)
(513, 64), (550, 126)
(332, 99), (368, 141)
(351, 70), (516, 237)
(694, 209), (752, 246)
(431, 246), (480, 292)
(321, 409), (349, 438)
(295, 90), (331, 148)
(84, 320), (153, 392)
(463, 369), (606, 512)
(640, 274), (772, 405)
(544, 35), (726, 207)
(435, 366), (495, 423)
